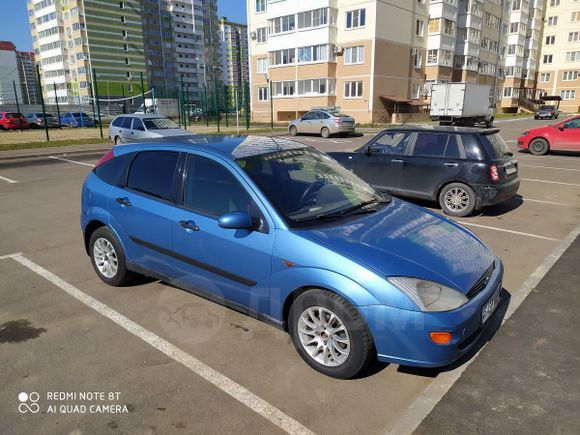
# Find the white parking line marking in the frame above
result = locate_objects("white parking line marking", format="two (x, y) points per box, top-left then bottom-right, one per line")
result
(523, 198), (576, 207)
(0, 252), (22, 260)
(0, 174), (19, 184)
(49, 156), (95, 167)
(456, 222), (562, 242)
(386, 222), (580, 435)
(521, 178), (580, 187)
(8, 254), (314, 435)
(520, 164), (580, 173)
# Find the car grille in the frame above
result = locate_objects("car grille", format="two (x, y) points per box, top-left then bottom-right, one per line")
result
(466, 261), (495, 299)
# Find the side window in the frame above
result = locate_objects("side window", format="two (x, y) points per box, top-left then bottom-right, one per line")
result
(121, 117), (133, 129)
(302, 112), (314, 120)
(564, 118), (580, 129)
(112, 117), (124, 127)
(370, 132), (412, 155)
(126, 151), (179, 200)
(413, 133), (448, 158)
(183, 155), (256, 218)
(94, 152), (135, 186)
(445, 135), (463, 159)
(461, 134), (485, 160)
(132, 118), (145, 130)
(321, 112), (331, 119)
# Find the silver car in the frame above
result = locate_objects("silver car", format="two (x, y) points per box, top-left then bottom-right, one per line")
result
(109, 114), (191, 144)
(289, 109), (355, 138)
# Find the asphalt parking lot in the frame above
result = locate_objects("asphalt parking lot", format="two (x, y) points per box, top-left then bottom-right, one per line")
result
(1, 116), (579, 434)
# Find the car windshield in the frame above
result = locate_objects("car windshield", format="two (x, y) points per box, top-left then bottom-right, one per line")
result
(540, 105), (555, 110)
(484, 133), (512, 159)
(72, 113), (90, 118)
(238, 148), (388, 228)
(6, 113), (22, 118)
(143, 118), (179, 130)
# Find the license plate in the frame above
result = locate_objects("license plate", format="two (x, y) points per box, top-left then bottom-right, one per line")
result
(505, 166), (517, 175)
(481, 285), (501, 324)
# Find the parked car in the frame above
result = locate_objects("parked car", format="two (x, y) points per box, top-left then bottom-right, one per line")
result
(289, 109), (355, 138)
(518, 115), (580, 155)
(0, 112), (28, 130)
(329, 126), (520, 217)
(109, 114), (191, 144)
(534, 105), (559, 120)
(26, 112), (60, 128)
(60, 112), (95, 128)
(81, 136), (504, 379)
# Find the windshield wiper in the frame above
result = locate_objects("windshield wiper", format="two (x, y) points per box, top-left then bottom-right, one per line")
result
(314, 198), (391, 220)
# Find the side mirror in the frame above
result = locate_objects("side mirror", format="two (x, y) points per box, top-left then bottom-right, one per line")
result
(218, 211), (254, 230)
(558, 125), (564, 131)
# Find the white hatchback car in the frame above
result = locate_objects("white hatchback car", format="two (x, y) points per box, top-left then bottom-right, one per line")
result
(109, 114), (191, 144)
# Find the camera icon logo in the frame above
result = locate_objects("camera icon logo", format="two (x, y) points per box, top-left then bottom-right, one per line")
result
(18, 392), (40, 414)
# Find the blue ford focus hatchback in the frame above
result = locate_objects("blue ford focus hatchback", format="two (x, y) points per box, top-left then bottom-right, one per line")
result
(81, 136), (504, 378)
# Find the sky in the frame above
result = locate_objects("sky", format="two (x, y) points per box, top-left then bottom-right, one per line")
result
(0, 0), (247, 52)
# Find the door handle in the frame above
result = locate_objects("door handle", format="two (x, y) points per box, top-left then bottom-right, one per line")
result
(444, 162), (458, 167)
(179, 220), (199, 232)
(116, 197), (131, 207)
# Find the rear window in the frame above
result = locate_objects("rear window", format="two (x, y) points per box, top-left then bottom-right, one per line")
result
(460, 134), (485, 161)
(111, 117), (125, 127)
(126, 151), (179, 200)
(482, 133), (511, 159)
(94, 152), (135, 186)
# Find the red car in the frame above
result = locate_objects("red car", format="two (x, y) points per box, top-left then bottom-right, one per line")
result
(0, 112), (29, 130)
(518, 115), (580, 155)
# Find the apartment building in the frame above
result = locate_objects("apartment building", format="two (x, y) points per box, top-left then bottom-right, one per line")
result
(246, 0), (429, 123)
(426, 0), (546, 112)
(16, 51), (41, 105)
(219, 18), (249, 89)
(0, 42), (24, 105)
(28, 0), (148, 104)
(142, 0), (221, 101)
(537, 0), (580, 112)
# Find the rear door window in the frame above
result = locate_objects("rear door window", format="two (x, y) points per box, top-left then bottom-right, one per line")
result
(412, 133), (448, 158)
(460, 134), (485, 160)
(121, 117), (133, 129)
(111, 117), (125, 127)
(132, 118), (145, 130)
(94, 152), (135, 186)
(444, 135), (463, 159)
(126, 151), (179, 200)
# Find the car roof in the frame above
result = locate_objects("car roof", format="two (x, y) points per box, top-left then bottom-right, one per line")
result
(114, 113), (168, 119)
(113, 135), (310, 161)
(377, 125), (499, 135)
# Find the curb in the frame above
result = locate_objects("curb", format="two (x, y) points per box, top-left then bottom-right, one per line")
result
(0, 145), (112, 161)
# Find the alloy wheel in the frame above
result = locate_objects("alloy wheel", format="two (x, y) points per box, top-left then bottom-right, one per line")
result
(93, 237), (118, 278)
(444, 187), (470, 212)
(297, 306), (350, 367)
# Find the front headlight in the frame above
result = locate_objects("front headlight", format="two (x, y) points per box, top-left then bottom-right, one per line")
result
(521, 131), (529, 137)
(388, 277), (468, 312)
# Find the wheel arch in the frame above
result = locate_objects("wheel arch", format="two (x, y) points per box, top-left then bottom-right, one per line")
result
(435, 179), (476, 202)
(84, 219), (106, 255)
(528, 135), (551, 149)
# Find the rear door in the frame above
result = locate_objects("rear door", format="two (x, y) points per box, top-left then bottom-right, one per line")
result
(108, 150), (179, 277)
(348, 131), (413, 193)
(118, 117), (134, 142)
(130, 118), (149, 142)
(403, 133), (464, 199)
(171, 153), (274, 311)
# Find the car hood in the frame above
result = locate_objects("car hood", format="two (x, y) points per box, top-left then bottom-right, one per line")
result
(298, 199), (494, 293)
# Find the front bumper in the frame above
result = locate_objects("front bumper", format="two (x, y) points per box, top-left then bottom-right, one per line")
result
(474, 178), (520, 207)
(359, 259), (504, 367)
(535, 113), (554, 119)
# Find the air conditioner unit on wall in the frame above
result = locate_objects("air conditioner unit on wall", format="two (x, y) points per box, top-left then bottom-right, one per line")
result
(250, 31), (257, 40)
(333, 46), (343, 54)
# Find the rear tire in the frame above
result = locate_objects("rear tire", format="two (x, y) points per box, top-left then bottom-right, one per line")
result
(89, 227), (137, 286)
(114, 136), (123, 145)
(529, 138), (549, 156)
(439, 183), (476, 217)
(485, 117), (494, 128)
(289, 125), (298, 136)
(289, 289), (374, 379)
(321, 127), (330, 138)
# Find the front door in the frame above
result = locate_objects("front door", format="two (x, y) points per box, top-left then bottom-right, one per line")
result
(108, 150), (180, 278)
(299, 112), (315, 134)
(349, 131), (413, 193)
(556, 117), (580, 150)
(171, 153), (274, 313)
(403, 132), (463, 199)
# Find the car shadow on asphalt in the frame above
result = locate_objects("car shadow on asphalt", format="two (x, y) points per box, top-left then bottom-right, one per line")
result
(397, 289), (511, 378)
(517, 149), (580, 157)
(474, 196), (523, 217)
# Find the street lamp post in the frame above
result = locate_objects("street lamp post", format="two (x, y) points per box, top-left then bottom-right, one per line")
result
(264, 73), (273, 129)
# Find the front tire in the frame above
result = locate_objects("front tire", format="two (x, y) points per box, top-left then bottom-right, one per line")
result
(289, 125), (298, 136)
(289, 289), (374, 379)
(529, 138), (549, 156)
(89, 227), (136, 286)
(321, 127), (330, 138)
(439, 183), (476, 217)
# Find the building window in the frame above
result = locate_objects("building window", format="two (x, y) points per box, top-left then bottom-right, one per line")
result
(344, 46), (364, 64)
(572, 11), (580, 22)
(415, 19), (424, 37)
(123, 44), (129, 51)
(540, 73), (551, 82)
(543, 54), (553, 64)
(547, 16), (558, 26)
(344, 81), (363, 98)
(569, 32), (580, 42)
(563, 71), (579, 81)
(503, 87), (512, 98)
(346, 9), (365, 29)
(298, 8), (330, 29)
(297, 45), (329, 63)
(273, 81), (295, 97)
(256, 27), (267, 43)
(297, 79), (329, 96)
(121, 16), (126, 23)
(269, 15), (295, 35)
(258, 86), (268, 101)
(413, 51), (422, 69)
(549, 0), (560, 6)
(412, 83), (421, 100)
(545, 35), (555, 45)
(560, 90), (576, 100)
(257, 58), (268, 73)
(256, 0), (266, 13)
(565, 51), (580, 62)
(125, 58), (130, 65)
(270, 48), (296, 66)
